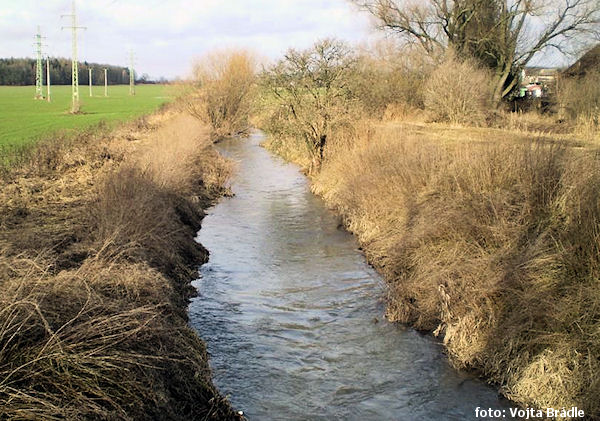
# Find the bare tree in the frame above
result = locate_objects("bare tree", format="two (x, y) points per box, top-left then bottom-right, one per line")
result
(351, 0), (600, 104)
(262, 39), (358, 169)
(185, 50), (256, 140)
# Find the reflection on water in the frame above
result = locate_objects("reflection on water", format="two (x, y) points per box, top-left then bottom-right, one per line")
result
(189, 131), (511, 420)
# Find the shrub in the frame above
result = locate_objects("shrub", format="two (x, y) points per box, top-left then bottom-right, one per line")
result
(557, 71), (600, 138)
(186, 50), (257, 140)
(424, 52), (493, 125)
(260, 39), (360, 171)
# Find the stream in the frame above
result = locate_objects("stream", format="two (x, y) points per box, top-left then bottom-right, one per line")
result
(188, 131), (513, 420)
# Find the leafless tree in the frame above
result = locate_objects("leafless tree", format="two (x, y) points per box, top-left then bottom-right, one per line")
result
(351, 0), (600, 104)
(185, 50), (256, 140)
(262, 39), (358, 169)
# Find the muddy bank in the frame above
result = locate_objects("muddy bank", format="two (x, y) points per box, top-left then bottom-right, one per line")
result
(0, 107), (238, 420)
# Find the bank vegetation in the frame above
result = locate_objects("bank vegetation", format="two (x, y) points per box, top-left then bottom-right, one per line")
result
(183, 50), (257, 141)
(0, 104), (238, 419)
(257, 32), (600, 419)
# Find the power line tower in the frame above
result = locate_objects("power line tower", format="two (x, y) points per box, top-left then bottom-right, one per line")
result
(104, 68), (108, 97)
(33, 26), (45, 100)
(129, 50), (136, 96)
(89, 67), (93, 97)
(46, 56), (51, 102)
(62, 0), (86, 113)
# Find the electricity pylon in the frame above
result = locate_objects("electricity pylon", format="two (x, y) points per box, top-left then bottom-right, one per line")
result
(62, 0), (86, 113)
(89, 67), (93, 97)
(46, 56), (51, 102)
(129, 50), (136, 96)
(33, 26), (45, 100)
(104, 68), (108, 97)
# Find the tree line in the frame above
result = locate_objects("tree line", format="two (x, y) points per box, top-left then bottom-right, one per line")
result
(0, 58), (146, 86)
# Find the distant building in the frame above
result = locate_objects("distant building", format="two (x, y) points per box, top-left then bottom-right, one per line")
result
(521, 67), (559, 85)
(518, 68), (559, 98)
(517, 83), (543, 98)
(527, 84), (543, 97)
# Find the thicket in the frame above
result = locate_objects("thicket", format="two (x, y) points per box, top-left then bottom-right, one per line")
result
(259, 38), (600, 138)
(185, 50), (256, 141)
(258, 40), (497, 147)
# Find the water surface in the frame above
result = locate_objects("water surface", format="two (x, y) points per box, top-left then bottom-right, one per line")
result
(189, 131), (511, 420)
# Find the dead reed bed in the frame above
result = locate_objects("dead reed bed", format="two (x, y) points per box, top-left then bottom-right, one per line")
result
(0, 108), (237, 420)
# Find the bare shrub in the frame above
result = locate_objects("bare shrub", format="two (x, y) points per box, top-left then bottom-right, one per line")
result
(260, 39), (360, 172)
(424, 52), (493, 125)
(186, 50), (257, 140)
(350, 41), (432, 116)
(557, 71), (600, 139)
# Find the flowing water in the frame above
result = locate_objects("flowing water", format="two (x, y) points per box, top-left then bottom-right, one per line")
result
(189, 131), (512, 420)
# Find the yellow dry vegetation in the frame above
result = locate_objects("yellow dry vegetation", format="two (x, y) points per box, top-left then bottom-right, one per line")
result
(185, 50), (257, 141)
(0, 107), (236, 420)
(266, 114), (600, 418)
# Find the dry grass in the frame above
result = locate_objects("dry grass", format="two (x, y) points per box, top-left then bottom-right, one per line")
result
(0, 106), (237, 420)
(424, 52), (493, 125)
(557, 71), (600, 141)
(264, 115), (600, 418)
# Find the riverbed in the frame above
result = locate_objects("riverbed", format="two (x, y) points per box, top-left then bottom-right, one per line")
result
(189, 131), (512, 420)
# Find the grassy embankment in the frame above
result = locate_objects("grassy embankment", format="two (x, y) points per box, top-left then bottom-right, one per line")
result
(257, 41), (600, 418)
(0, 100), (239, 419)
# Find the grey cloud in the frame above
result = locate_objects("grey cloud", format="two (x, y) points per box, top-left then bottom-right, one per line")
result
(0, 0), (373, 78)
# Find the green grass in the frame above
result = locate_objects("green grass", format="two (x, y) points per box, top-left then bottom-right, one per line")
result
(0, 85), (173, 148)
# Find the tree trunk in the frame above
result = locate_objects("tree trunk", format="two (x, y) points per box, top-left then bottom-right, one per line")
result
(318, 134), (326, 163)
(492, 65), (511, 108)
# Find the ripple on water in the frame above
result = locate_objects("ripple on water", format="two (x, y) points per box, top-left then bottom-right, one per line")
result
(188, 131), (514, 420)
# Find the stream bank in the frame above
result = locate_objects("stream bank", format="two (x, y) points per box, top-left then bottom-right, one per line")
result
(0, 109), (238, 420)
(189, 131), (512, 420)
(263, 118), (600, 417)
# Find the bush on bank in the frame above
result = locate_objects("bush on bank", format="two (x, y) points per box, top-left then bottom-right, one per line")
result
(185, 50), (257, 141)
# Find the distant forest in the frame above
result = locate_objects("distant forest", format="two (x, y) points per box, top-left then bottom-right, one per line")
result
(0, 58), (160, 85)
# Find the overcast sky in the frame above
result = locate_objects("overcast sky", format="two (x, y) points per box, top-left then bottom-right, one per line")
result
(0, 0), (376, 79)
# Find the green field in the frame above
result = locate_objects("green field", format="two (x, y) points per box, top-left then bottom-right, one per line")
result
(0, 85), (173, 148)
